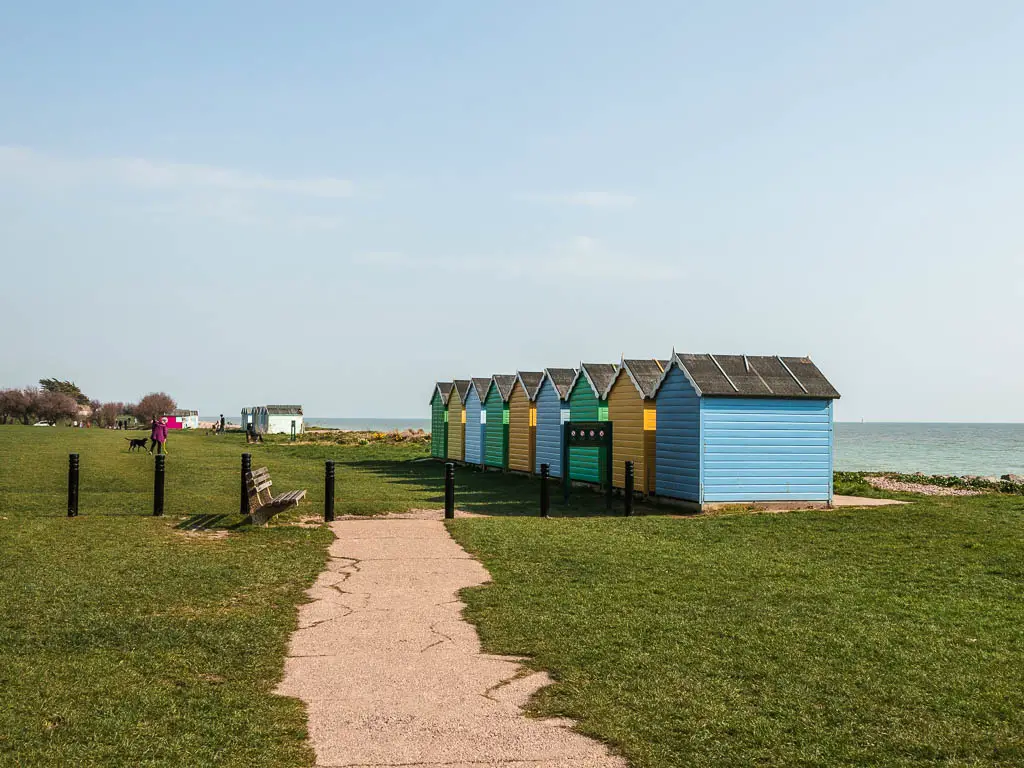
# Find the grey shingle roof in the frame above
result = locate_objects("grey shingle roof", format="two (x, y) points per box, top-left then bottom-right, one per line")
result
(545, 368), (578, 399)
(517, 372), (544, 400)
(578, 363), (618, 398)
(453, 380), (471, 402)
(490, 375), (517, 402)
(430, 383), (452, 405)
(616, 359), (666, 399)
(470, 378), (492, 401)
(266, 405), (303, 415)
(171, 409), (198, 417)
(671, 354), (840, 399)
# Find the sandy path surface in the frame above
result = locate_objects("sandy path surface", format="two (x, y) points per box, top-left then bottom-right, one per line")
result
(277, 511), (625, 768)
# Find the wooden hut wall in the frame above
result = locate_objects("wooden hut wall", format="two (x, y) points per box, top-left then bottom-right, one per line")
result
(606, 374), (656, 494)
(446, 386), (465, 461)
(430, 390), (448, 459)
(464, 388), (484, 465)
(507, 383), (535, 473)
(534, 377), (569, 477)
(484, 385), (509, 468)
(567, 377), (607, 484)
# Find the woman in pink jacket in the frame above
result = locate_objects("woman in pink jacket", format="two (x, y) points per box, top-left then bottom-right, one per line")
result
(149, 417), (169, 455)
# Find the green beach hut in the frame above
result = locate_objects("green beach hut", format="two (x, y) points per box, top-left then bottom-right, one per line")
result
(430, 382), (452, 460)
(566, 363), (618, 484)
(483, 375), (517, 469)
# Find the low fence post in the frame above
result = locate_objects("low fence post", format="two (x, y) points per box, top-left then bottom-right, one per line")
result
(67, 453), (79, 517)
(540, 463), (550, 518)
(240, 453), (251, 515)
(624, 460), (634, 517)
(325, 460), (335, 522)
(444, 462), (455, 520)
(153, 454), (166, 516)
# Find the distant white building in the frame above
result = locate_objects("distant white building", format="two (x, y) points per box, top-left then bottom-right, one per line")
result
(242, 405), (304, 435)
(166, 409), (200, 429)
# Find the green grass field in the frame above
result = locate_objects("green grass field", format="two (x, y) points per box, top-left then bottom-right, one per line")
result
(0, 424), (610, 766)
(451, 497), (1024, 767)
(2, 425), (1022, 766)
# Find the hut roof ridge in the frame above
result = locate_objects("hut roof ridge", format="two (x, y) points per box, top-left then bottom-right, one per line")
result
(452, 379), (472, 401)
(430, 383), (453, 405)
(657, 353), (840, 399)
(488, 374), (518, 402)
(470, 378), (492, 400)
(265, 404), (304, 415)
(516, 371), (545, 400)
(572, 362), (618, 399)
(544, 368), (578, 399)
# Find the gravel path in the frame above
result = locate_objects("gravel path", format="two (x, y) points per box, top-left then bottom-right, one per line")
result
(277, 511), (625, 767)
(865, 476), (984, 496)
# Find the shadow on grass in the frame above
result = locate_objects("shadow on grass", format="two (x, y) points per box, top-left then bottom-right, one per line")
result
(349, 458), (632, 517)
(174, 513), (250, 531)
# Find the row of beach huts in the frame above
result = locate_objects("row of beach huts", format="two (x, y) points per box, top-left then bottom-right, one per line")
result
(429, 352), (840, 509)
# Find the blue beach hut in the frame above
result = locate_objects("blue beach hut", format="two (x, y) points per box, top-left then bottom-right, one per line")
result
(533, 368), (577, 478)
(463, 378), (490, 466)
(654, 353), (840, 508)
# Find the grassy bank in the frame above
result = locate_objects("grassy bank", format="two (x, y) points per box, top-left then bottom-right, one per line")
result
(448, 493), (1024, 767)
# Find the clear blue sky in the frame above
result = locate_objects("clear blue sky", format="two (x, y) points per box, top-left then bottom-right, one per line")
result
(2, 2), (1021, 421)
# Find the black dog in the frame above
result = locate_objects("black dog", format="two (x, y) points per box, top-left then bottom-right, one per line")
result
(125, 437), (148, 452)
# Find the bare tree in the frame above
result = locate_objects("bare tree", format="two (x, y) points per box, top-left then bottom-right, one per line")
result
(34, 391), (79, 425)
(134, 392), (176, 424)
(0, 389), (32, 424)
(19, 387), (39, 424)
(96, 401), (125, 428)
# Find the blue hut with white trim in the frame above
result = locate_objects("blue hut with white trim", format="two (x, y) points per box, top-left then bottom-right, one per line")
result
(654, 353), (840, 508)
(463, 378), (490, 466)
(533, 368), (577, 478)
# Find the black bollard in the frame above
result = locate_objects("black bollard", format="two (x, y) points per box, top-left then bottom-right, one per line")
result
(540, 463), (550, 517)
(325, 460), (335, 522)
(153, 454), (166, 516)
(444, 462), (455, 519)
(240, 453), (251, 515)
(67, 453), (79, 517)
(624, 460), (634, 517)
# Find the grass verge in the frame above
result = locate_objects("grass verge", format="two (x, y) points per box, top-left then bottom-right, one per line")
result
(449, 494), (1024, 767)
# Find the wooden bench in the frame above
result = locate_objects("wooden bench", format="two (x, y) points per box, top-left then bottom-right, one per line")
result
(245, 466), (307, 525)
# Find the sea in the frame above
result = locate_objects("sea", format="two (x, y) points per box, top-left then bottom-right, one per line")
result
(834, 423), (1023, 477)
(206, 418), (1023, 478)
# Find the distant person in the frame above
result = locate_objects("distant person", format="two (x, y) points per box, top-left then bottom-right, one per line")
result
(219, 414), (225, 434)
(149, 417), (169, 455)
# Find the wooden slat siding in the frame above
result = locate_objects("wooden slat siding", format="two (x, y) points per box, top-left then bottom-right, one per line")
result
(567, 376), (606, 484)
(464, 388), (483, 465)
(484, 387), (508, 468)
(654, 365), (701, 501)
(446, 387), (464, 461)
(533, 378), (568, 477)
(700, 397), (833, 502)
(507, 384), (533, 473)
(607, 374), (653, 494)
(430, 392), (447, 458)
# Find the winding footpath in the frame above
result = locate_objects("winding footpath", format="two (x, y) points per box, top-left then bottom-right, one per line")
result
(276, 511), (625, 768)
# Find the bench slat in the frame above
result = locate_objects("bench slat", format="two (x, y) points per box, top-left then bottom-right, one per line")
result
(272, 489), (306, 505)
